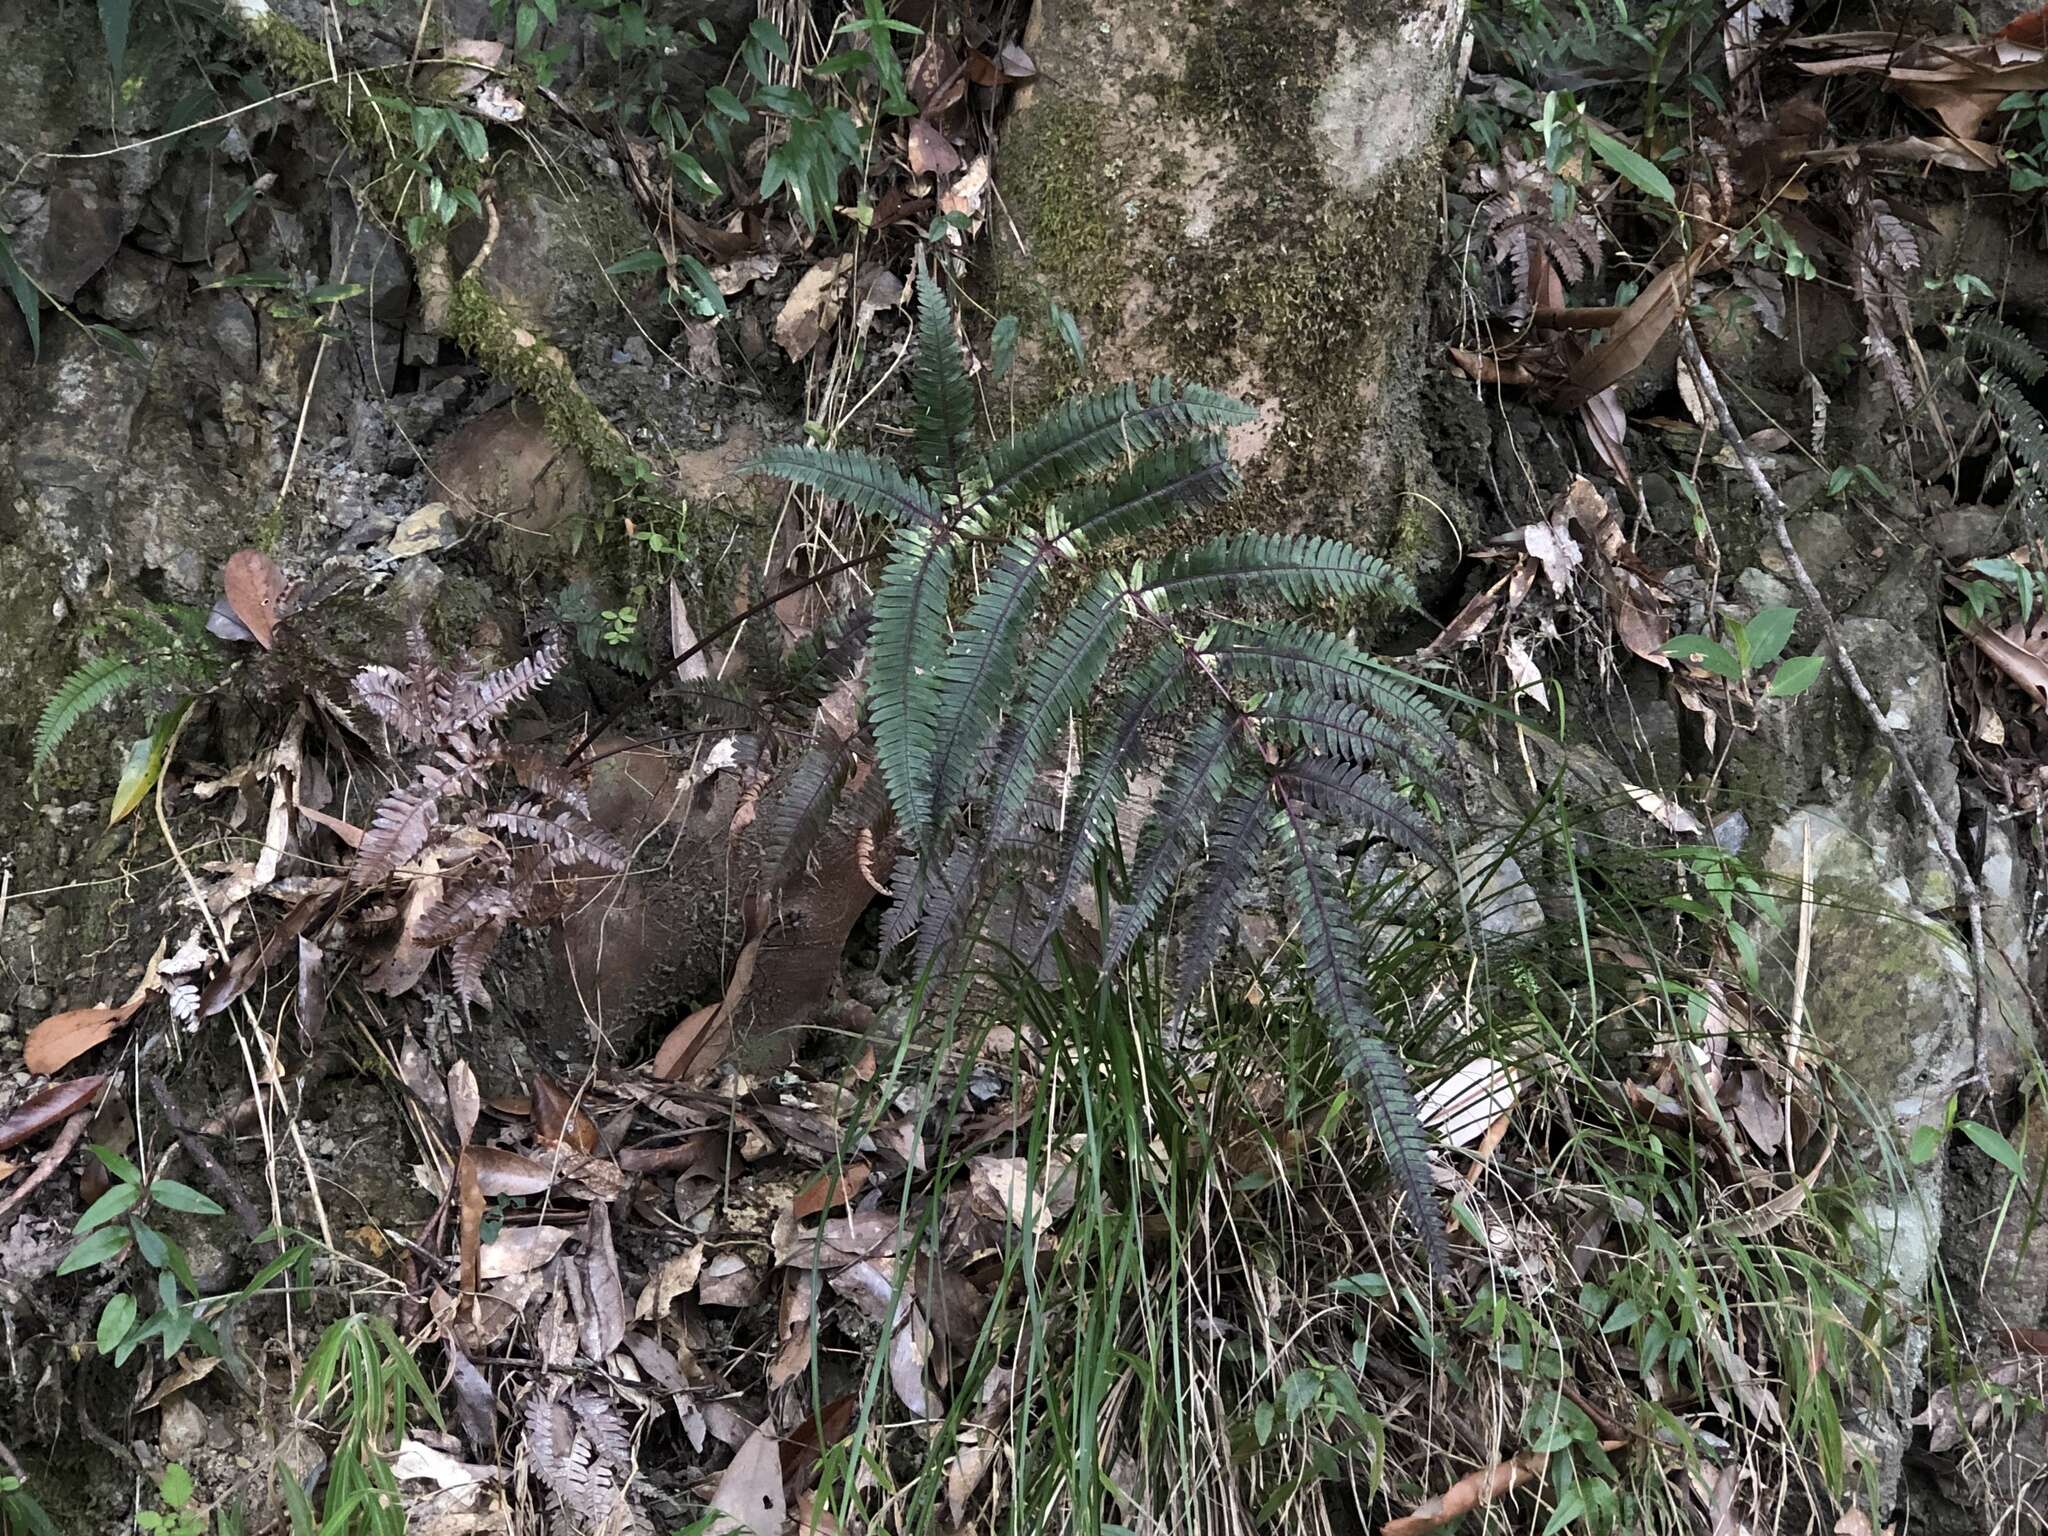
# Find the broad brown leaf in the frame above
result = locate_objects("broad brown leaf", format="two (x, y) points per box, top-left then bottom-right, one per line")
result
(0, 1074), (108, 1150)
(533, 1073), (600, 1153)
(24, 1001), (142, 1076)
(222, 548), (286, 650)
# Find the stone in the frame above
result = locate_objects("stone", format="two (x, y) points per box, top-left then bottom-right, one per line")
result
(429, 400), (598, 556)
(159, 1395), (209, 1462)
(195, 292), (260, 382)
(1456, 841), (1545, 943)
(90, 247), (173, 326)
(386, 502), (459, 558)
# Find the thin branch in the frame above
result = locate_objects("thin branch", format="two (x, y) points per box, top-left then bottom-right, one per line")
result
(1678, 319), (1990, 1084)
(145, 1070), (267, 1242)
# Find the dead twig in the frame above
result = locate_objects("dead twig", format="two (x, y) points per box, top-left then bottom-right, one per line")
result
(0, 1108), (90, 1228)
(1678, 319), (1991, 1091)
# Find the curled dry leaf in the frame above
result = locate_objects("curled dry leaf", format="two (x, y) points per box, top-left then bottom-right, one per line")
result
(0, 1073), (108, 1150)
(533, 1073), (600, 1153)
(24, 1000), (143, 1077)
(1381, 1443), (1625, 1536)
(789, 1161), (870, 1222)
(1415, 1057), (1519, 1149)
(635, 1245), (706, 1319)
(222, 548), (287, 650)
(1623, 783), (1704, 833)
(447, 1059), (481, 1150)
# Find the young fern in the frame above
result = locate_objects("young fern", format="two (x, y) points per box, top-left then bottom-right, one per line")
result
(747, 277), (1462, 1278)
(33, 605), (222, 781)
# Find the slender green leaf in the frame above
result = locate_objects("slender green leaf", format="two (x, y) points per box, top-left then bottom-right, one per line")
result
(1585, 124), (1675, 203)
(148, 1178), (226, 1216)
(1960, 1119), (2026, 1177)
(57, 1224), (131, 1276)
(75, 1181), (141, 1234)
(96, 1292), (137, 1354)
(1766, 654), (1824, 698)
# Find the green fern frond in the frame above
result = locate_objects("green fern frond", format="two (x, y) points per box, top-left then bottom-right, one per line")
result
(922, 535), (1051, 848)
(986, 577), (1130, 834)
(1273, 754), (1443, 864)
(870, 525), (957, 838)
(980, 378), (1254, 514)
(1952, 314), (2048, 385)
(911, 273), (979, 499)
(1254, 691), (1446, 792)
(1033, 643), (1192, 957)
(33, 654), (153, 778)
(1273, 796), (1448, 1279)
(1101, 711), (1240, 971)
(1136, 534), (1418, 614)
(1985, 371), (2048, 517)
(1050, 436), (1238, 553)
(746, 444), (942, 527)
(913, 842), (984, 978)
(1203, 620), (1455, 760)
(1169, 782), (1276, 1021)
(763, 735), (857, 888)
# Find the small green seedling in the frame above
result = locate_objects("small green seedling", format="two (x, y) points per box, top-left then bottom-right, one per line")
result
(1663, 605), (1826, 699)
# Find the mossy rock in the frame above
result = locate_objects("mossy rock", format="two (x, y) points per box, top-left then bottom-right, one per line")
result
(988, 0), (1471, 598)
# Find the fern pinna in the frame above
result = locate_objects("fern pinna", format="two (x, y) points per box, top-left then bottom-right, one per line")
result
(749, 277), (1458, 1278)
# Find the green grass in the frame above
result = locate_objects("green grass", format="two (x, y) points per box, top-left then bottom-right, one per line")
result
(784, 781), (1916, 1536)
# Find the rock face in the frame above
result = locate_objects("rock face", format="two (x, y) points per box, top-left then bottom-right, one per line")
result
(1737, 570), (2034, 1509)
(997, 0), (1470, 590)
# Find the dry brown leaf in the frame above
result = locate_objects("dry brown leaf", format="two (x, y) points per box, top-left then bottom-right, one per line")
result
(1420, 586), (1503, 656)
(699, 1251), (762, 1308)
(468, 1147), (556, 1196)
(907, 119), (962, 177)
(24, 1000), (142, 1077)
(1556, 239), (1725, 407)
(1381, 1442), (1623, 1536)
(789, 1162), (871, 1223)
(1623, 784), (1703, 833)
(457, 1149), (486, 1300)
(533, 1073), (600, 1153)
(477, 1223), (572, 1281)
(448, 1060), (480, 1150)
(1732, 1069), (1786, 1155)
(635, 1245), (706, 1320)
(0, 1073), (108, 1149)
(653, 936), (760, 1082)
(939, 155), (991, 218)
(222, 548), (286, 650)
(580, 1201), (628, 1360)
(709, 1422), (786, 1536)
(968, 1153), (1077, 1236)
(775, 255), (855, 362)
(1957, 611), (2048, 714)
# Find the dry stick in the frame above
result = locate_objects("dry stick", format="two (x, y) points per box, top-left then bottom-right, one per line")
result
(1678, 320), (1991, 1086)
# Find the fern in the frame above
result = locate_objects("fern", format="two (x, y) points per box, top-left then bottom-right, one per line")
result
(34, 655), (150, 778)
(748, 284), (1467, 1281)
(1950, 313), (2048, 385)
(34, 603), (226, 780)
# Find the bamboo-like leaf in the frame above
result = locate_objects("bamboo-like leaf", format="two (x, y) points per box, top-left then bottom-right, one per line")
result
(869, 525), (957, 842)
(1273, 798), (1447, 1279)
(746, 444), (942, 527)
